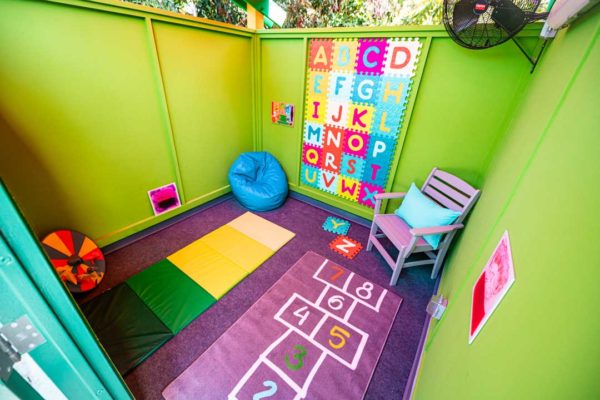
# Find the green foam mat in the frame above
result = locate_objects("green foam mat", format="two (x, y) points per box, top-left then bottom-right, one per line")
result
(126, 259), (216, 334)
(79, 283), (173, 374)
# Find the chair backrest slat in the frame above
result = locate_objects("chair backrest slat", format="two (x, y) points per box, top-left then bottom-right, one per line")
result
(421, 168), (481, 221)
(422, 186), (463, 212)
(428, 176), (471, 208)
(432, 169), (478, 197)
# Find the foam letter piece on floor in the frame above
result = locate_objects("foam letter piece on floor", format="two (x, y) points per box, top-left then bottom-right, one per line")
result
(200, 225), (274, 273)
(168, 241), (248, 299)
(226, 212), (295, 251)
(322, 216), (351, 235)
(79, 283), (173, 374)
(127, 259), (216, 334)
(329, 235), (363, 259)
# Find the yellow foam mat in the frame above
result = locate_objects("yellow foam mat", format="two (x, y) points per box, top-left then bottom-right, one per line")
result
(167, 241), (248, 299)
(227, 212), (296, 251)
(200, 225), (274, 273)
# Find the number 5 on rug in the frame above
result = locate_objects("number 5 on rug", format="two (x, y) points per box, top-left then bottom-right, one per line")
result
(328, 325), (351, 349)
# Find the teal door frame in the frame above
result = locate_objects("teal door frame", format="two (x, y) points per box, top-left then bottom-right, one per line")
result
(0, 181), (131, 399)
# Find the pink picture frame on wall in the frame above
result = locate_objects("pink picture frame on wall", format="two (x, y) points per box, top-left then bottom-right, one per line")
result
(148, 183), (181, 216)
(469, 230), (515, 344)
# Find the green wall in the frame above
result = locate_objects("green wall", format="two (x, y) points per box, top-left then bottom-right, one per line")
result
(414, 9), (600, 399)
(0, 0), (542, 244)
(257, 27), (538, 218)
(0, 0), (255, 246)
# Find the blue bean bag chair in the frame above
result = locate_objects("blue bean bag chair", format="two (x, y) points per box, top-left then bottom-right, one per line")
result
(228, 152), (288, 211)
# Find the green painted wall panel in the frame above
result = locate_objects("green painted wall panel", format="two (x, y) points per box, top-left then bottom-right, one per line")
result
(153, 21), (255, 202)
(0, 0), (176, 242)
(437, 14), (599, 298)
(0, 0), (255, 246)
(259, 38), (306, 188)
(414, 10), (600, 399)
(387, 38), (533, 210)
(258, 33), (537, 217)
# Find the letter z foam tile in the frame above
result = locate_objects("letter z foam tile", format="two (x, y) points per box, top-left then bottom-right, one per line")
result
(329, 235), (363, 259)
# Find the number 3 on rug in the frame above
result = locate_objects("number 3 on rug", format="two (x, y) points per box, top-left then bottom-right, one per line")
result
(284, 344), (307, 371)
(328, 325), (351, 349)
(253, 380), (278, 400)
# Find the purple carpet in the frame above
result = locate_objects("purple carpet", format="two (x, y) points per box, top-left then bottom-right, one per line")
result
(80, 197), (436, 399)
(163, 252), (402, 399)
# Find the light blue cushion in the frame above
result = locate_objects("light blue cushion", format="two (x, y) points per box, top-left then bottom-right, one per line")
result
(394, 183), (461, 250)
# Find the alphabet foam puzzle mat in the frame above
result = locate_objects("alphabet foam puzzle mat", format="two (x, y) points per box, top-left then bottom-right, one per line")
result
(163, 252), (402, 400)
(82, 212), (295, 374)
(300, 38), (423, 208)
(322, 216), (351, 235)
(329, 235), (363, 259)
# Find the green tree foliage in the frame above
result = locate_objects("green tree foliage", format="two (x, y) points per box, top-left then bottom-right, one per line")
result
(195, 0), (247, 25)
(273, 0), (443, 27)
(126, 0), (552, 28)
(128, 0), (246, 25)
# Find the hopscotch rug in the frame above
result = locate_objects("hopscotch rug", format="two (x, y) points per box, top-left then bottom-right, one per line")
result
(163, 251), (402, 399)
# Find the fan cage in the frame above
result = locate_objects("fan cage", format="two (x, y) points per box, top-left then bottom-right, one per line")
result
(443, 0), (542, 49)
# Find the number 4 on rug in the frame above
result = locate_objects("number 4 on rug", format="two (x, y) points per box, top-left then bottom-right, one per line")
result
(329, 236), (363, 259)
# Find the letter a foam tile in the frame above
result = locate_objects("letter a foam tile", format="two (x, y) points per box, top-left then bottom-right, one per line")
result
(329, 235), (363, 259)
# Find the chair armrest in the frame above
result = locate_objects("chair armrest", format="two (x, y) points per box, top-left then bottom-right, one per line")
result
(410, 224), (464, 237)
(373, 192), (406, 215)
(374, 192), (406, 200)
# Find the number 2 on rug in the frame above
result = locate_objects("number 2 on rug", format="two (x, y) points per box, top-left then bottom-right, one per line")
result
(328, 325), (351, 349)
(253, 380), (278, 400)
(284, 344), (307, 371)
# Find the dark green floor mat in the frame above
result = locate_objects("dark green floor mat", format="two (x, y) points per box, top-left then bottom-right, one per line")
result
(80, 283), (173, 374)
(126, 259), (216, 334)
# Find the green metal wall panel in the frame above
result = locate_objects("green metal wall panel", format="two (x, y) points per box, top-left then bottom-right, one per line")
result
(259, 38), (306, 188)
(0, 0), (255, 247)
(258, 30), (538, 218)
(152, 21), (255, 203)
(0, 0), (177, 244)
(414, 10), (600, 399)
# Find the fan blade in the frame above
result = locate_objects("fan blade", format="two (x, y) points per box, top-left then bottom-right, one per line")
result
(491, 0), (526, 36)
(453, 0), (479, 33)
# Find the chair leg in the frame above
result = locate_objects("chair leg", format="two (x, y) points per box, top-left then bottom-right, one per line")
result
(431, 248), (448, 279)
(366, 222), (378, 251)
(390, 252), (407, 286)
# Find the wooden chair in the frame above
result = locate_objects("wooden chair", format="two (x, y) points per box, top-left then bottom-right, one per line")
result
(367, 168), (480, 285)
